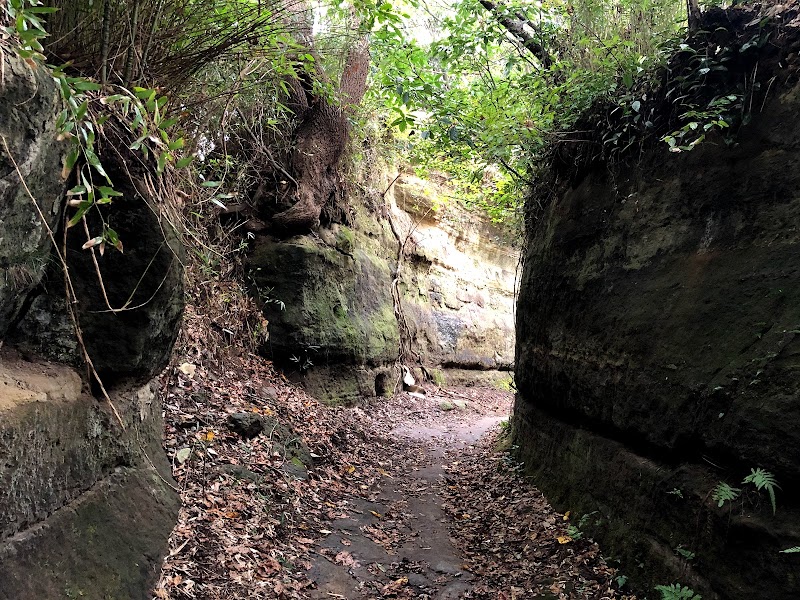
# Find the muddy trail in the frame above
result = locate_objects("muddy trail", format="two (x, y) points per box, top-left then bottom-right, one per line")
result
(155, 352), (630, 600)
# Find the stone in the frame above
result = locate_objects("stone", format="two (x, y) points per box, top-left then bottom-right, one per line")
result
(0, 352), (179, 599)
(514, 71), (800, 599)
(227, 412), (264, 439)
(246, 177), (518, 404)
(0, 55), (67, 339)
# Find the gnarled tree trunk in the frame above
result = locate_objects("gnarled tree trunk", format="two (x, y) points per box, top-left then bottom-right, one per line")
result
(272, 38), (369, 232)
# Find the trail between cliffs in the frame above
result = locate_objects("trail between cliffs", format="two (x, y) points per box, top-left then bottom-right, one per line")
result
(158, 361), (629, 600)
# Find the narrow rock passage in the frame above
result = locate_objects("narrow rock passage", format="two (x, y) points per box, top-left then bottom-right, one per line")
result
(157, 355), (630, 599)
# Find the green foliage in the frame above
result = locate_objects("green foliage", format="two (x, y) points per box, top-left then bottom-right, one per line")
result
(743, 467), (780, 515)
(1, 0), (57, 60)
(712, 467), (780, 514)
(780, 546), (800, 554)
(367, 0), (686, 224)
(712, 481), (741, 508)
(675, 545), (695, 561)
(566, 523), (584, 540)
(655, 583), (701, 600)
(667, 487), (684, 499)
(53, 72), (187, 252)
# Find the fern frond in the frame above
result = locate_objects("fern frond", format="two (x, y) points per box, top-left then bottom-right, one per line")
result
(712, 482), (741, 507)
(743, 468), (780, 514)
(655, 583), (702, 600)
(779, 546), (800, 554)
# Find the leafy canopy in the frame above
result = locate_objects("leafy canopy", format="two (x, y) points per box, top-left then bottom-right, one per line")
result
(366, 0), (686, 223)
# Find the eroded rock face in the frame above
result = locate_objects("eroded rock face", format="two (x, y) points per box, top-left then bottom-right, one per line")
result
(6, 142), (184, 381)
(0, 351), (180, 600)
(0, 55), (67, 336)
(514, 82), (800, 598)
(248, 175), (517, 403)
(0, 55), (182, 599)
(392, 176), (517, 375)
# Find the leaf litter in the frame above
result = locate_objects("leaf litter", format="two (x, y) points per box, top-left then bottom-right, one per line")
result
(153, 267), (636, 599)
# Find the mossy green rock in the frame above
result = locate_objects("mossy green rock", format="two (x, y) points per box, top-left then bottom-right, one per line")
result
(250, 234), (399, 367)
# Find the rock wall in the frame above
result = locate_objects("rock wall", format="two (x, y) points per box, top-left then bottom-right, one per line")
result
(249, 175), (517, 403)
(514, 75), (800, 598)
(1, 55), (182, 598)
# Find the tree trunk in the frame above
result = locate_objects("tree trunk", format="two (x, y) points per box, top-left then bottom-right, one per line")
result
(272, 38), (370, 232)
(687, 0), (701, 33)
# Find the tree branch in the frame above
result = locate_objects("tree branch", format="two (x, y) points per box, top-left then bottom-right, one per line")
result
(478, 0), (553, 68)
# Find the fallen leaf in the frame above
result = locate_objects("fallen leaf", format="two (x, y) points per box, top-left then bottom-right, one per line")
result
(334, 551), (358, 567)
(175, 447), (191, 464)
(381, 576), (408, 595)
(178, 362), (197, 378)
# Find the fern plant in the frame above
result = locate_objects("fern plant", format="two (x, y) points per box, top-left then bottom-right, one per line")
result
(780, 547), (800, 554)
(743, 468), (780, 515)
(712, 482), (741, 508)
(655, 583), (701, 600)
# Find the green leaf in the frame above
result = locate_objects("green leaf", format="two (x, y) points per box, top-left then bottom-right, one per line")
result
(103, 227), (123, 252)
(25, 6), (59, 13)
(67, 201), (93, 227)
(72, 80), (101, 92)
(159, 117), (179, 130)
(84, 149), (111, 183)
(95, 185), (122, 197)
(176, 156), (194, 169)
(200, 180), (222, 188)
(74, 100), (89, 122)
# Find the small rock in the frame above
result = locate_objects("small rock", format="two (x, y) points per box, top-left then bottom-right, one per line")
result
(262, 386), (278, 401)
(439, 401), (455, 411)
(452, 399), (468, 410)
(406, 573), (430, 588)
(219, 464), (263, 483)
(227, 412), (264, 439)
(282, 460), (308, 480)
(432, 560), (461, 575)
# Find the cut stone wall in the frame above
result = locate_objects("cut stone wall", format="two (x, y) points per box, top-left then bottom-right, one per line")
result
(0, 54), (182, 599)
(248, 175), (518, 403)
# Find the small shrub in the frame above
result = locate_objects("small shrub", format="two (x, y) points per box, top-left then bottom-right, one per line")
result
(743, 468), (780, 515)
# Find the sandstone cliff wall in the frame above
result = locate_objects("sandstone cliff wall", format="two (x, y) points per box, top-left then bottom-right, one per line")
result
(248, 175), (518, 403)
(0, 54), (182, 599)
(514, 71), (800, 600)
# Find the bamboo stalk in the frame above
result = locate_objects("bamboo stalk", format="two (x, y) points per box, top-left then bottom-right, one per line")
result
(123, 0), (141, 86)
(100, 0), (111, 84)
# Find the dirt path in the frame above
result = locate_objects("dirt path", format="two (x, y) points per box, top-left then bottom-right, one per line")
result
(307, 394), (508, 599)
(156, 356), (630, 600)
